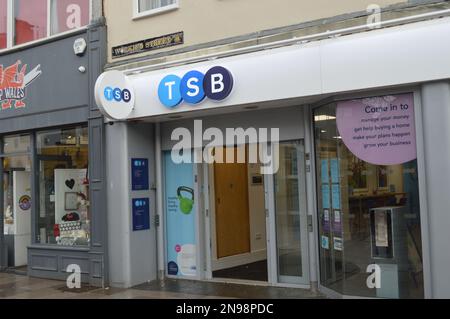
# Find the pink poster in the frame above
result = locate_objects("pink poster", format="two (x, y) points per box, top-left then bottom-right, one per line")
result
(336, 93), (417, 165)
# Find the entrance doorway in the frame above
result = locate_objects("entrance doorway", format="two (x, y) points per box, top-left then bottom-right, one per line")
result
(209, 146), (268, 282)
(163, 139), (311, 287)
(202, 141), (310, 286)
(271, 141), (310, 285)
(1, 134), (32, 273)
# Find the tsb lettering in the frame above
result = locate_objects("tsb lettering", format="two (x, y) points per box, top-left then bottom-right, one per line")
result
(158, 66), (233, 108)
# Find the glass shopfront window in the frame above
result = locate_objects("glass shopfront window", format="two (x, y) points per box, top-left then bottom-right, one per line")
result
(36, 126), (90, 247)
(314, 93), (424, 298)
(2, 135), (31, 263)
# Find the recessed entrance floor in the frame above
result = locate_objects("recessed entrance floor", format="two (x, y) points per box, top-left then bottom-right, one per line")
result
(133, 279), (325, 299)
(212, 260), (268, 282)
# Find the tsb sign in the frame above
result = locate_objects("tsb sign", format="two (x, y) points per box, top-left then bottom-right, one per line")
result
(103, 87), (132, 103)
(158, 66), (233, 108)
(94, 70), (135, 120)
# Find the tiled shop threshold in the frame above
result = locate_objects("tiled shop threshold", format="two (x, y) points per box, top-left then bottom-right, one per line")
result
(133, 279), (325, 299)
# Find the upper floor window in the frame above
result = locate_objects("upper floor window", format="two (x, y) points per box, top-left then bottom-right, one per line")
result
(0, 0), (7, 49)
(14, 0), (48, 45)
(134, 0), (178, 19)
(1, 0), (90, 51)
(50, 0), (90, 35)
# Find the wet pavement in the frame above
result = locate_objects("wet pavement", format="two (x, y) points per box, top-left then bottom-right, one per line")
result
(135, 279), (325, 299)
(0, 272), (324, 299)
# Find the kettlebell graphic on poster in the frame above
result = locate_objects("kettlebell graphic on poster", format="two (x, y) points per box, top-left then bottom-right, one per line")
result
(177, 186), (194, 215)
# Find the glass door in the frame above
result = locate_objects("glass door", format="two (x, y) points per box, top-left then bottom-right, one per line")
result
(272, 140), (310, 285)
(0, 134), (32, 269)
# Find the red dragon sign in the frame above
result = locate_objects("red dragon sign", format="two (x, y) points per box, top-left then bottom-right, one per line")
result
(0, 60), (42, 109)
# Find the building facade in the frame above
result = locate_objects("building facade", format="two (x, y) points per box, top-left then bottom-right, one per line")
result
(96, 0), (450, 299)
(0, 0), (108, 286)
(2, 0), (449, 299)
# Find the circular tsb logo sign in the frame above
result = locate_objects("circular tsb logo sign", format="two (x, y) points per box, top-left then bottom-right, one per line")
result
(158, 66), (234, 108)
(95, 70), (135, 120)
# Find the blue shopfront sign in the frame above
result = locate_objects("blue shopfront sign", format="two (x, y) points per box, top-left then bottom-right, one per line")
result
(132, 198), (150, 231)
(158, 66), (233, 108)
(131, 158), (149, 191)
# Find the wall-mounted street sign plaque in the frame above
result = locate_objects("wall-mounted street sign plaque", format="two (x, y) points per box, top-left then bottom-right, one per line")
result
(112, 31), (184, 59)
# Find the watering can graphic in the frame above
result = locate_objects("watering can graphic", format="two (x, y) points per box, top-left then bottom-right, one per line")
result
(177, 186), (194, 214)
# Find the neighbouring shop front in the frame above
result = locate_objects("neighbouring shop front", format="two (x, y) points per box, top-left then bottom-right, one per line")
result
(97, 16), (450, 298)
(0, 26), (107, 286)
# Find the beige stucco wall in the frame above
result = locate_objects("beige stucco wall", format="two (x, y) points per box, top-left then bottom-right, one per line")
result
(105, 0), (407, 63)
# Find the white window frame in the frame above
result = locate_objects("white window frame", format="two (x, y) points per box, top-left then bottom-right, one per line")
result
(132, 0), (179, 20)
(0, 0), (92, 53)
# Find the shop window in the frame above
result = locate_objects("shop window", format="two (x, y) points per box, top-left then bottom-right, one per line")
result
(50, 0), (90, 35)
(14, 0), (48, 45)
(3, 134), (31, 154)
(314, 93), (424, 298)
(36, 126), (90, 247)
(2, 135), (31, 266)
(0, 0), (6, 49)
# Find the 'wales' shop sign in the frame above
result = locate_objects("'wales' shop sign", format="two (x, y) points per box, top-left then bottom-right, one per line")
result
(112, 31), (184, 59)
(0, 60), (42, 109)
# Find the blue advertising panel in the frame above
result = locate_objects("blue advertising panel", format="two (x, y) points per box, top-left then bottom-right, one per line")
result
(321, 159), (329, 184)
(132, 198), (150, 231)
(131, 158), (149, 191)
(330, 158), (340, 184)
(332, 184), (341, 210)
(164, 151), (197, 277)
(322, 184), (331, 209)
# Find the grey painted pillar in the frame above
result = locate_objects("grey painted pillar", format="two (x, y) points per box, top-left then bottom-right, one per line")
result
(105, 122), (132, 288)
(88, 21), (108, 287)
(420, 81), (450, 298)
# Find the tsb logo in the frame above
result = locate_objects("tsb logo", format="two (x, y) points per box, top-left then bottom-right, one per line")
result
(95, 70), (135, 120)
(158, 66), (233, 108)
(104, 86), (132, 103)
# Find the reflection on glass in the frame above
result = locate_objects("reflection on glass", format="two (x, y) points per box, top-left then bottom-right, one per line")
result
(3, 155), (32, 234)
(3, 134), (31, 154)
(274, 142), (304, 280)
(314, 101), (424, 298)
(14, 0), (48, 45)
(0, 0), (6, 49)
(36, 126), (90, 246)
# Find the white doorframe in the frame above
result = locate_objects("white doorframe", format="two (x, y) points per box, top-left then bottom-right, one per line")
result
(202, 161), (213, 279)
(201, 142), (311, 287)
(267, 140), (311, 287)
(264, 158), (277, 285)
